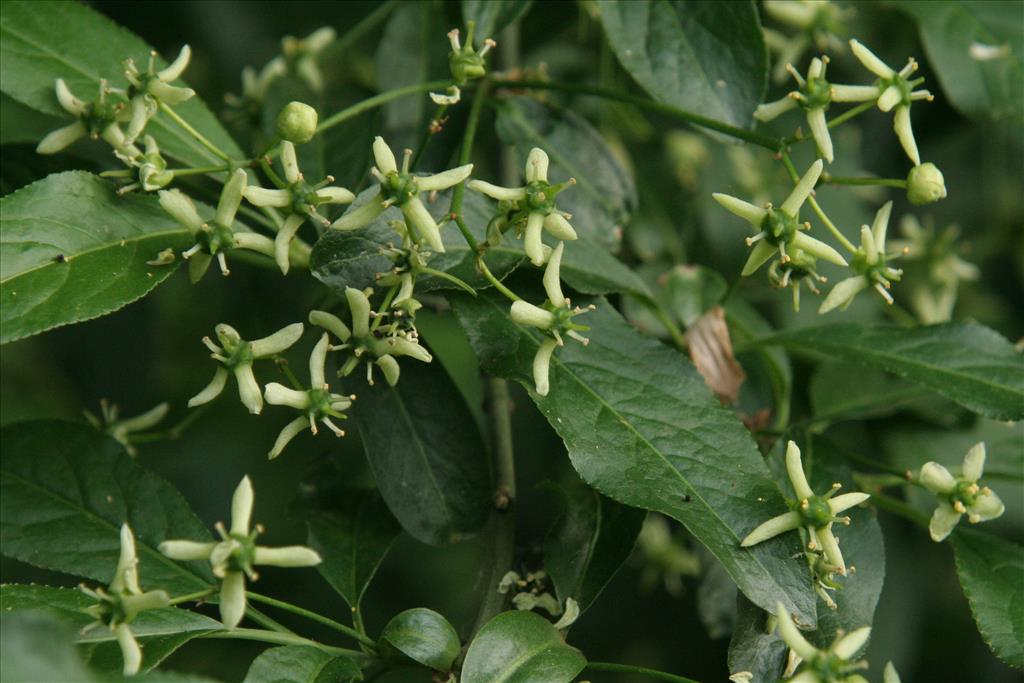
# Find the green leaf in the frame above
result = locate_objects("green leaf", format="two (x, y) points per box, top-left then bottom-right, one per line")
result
(597, 0), (768, 128)
(0, 171), (191, 344)
(696, 554), (737, 640)
(751, 322), (1024, 421)
(461, 610), (586, 683)
(544, 477), (645, 613)
(351, 360), (492, 546)
(0, 612), (96, 683)
(951, 529), (1024, 668)
(0, 0), (244, 166)
(0, 420), (214, 594)
(727, 595), (786, 683)
(451, 293), (817, 624)
(379, 608), (461, 671)
(0, 584), (221, 675)
(0, 93), (61, 145)
(462, 0), (533, 39)
(899, 1), (1024, 125)
(242, 646), (362, 683)
(495, 97), (635, 249)
(306, 490), (402, 609)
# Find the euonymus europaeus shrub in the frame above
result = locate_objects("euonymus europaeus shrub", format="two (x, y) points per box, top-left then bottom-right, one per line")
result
(1, 1), (1022, 682)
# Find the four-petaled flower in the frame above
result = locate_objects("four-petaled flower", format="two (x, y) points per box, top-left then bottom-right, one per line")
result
(279, 27), (336, 92)
(159, 476), (322, 628)
(262, 332), (356, 458)
(850, 39), (933, 166)
(713, 159), (847, 277)
(762, 1), (850, 83)
(468, 148), (578, 266)
(331, 137), (473, 253)
(742, 441), (870, 577)
(159, 169), (275, 281)
(37, 78), (136, 156)
(819, 200), (903, 313)
(508, 242), (593, 396)
(920, 442), (1005, 542)
(244, 139), (354, 273)
(310, 286), (433, 388)
(755, 56), (877, 163)
(446, 21), (496, 86)
(85, 400), (169, 457)
(80, 524), (171, 675)
(774, 601), (872, 683)
(122, 45), (195, 145)
(189, 322), (304, 415)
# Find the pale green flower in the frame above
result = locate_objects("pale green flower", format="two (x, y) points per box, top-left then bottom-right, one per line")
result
(309, 286), (433, 389)
(742, 441), (870, 577)
(160, 476), (321, 628)
(468, 147), (578, 266)
(189, 322), (304, 415)
(80, 524), (171, 675)
(849, 40), (934, 166)
(330, 137), (472, 253)
(37, 78), (138, 157)
(262, 332), (356, 458)
(508, 242), (592, 396)
(920, 442), (1005, 542)
(775, 602), (871, 683)
(819, 201), (903, 313)
(85, 400), (169, 457)
(713, 159), (847, 276)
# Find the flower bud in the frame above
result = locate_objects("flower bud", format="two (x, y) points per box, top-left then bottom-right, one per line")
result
(276, 101), (318, 144)
(906, 162), (947, 205)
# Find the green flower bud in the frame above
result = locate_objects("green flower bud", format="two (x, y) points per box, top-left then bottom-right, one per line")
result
(906, 162), (947, 205)
(276, 101), (318, 144)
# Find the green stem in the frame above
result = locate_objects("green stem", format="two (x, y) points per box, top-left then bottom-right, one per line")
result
(167, 588), (216, 606)
(159, 102), (232, 163)
(469, 378), (517, 638)
(318, 81), (450, 135)
(780, 153), (857, 253)
(246, 591), (376, 649)
(449, 81), (489, 224)
(870, 491), (930, 528)
(200, 628), (369, 660)
(641, 297), (688, 351)
(247, 606), (295, 634)
(490, 79), (780, 149)
(418, 266), (478, 295)
(585, 662), (704, 683)
(170, 165), (234, 178)
(410, 102), (450, 171)
(369, 285), (398, 333)
(128, 403), (211, 444)
(822, 174), (907, 189)
(476, 255), (520, 302)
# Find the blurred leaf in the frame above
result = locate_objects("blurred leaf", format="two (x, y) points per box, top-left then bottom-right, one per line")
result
(379, 608), (460, 671)
(0, 93), (61, 145)
(352, 359), (491, 546)
(0, 420), (214, 593)
(597, 0), (767, 128)
(305, 490), (402, 609)
(462, 1), (533, 40)
(696, 554), (737, 640)
(0, 584), (222, 676)
(241, 646), (361, 683)
(544, 477), (645, 613)
(952, 529), (1024, 668)
(0, 171), (190, 344)
(451, 292), (817, 624)
(727, 594), (786, 683)
(661, 264), (727, 327)
(752, 323), (1024, 421)
(461, 610), (586, 683)
(0, 612), (95, 683)
(0, 0), (244, 166)
(899, 1), (1024, 125)
(495, 97), (636, 250)
(810, 363), (932, 423)
(725, 298), (792, 429)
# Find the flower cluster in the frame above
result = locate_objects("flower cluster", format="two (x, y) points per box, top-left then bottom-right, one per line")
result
(160, 476), (321, 628)
(773, 602), (873, 683)
(742, 441), (870, 608)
